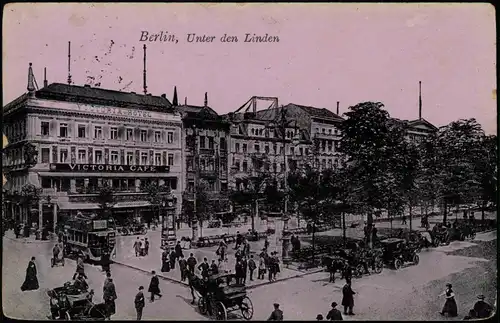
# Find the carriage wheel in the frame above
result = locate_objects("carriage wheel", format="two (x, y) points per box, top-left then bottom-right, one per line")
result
(394, 259), (402, 270)
(213, 301), (227, 321)
(240, 296), (254, 320)
(413, 254), (420, 265)
(459, 233), (465, 241)
(374, 260), (383, 274)
(64, 311), (71, 320)
(198, 297), (208, 315)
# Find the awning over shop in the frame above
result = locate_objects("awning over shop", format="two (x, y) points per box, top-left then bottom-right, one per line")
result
(57, 201), (99, 210)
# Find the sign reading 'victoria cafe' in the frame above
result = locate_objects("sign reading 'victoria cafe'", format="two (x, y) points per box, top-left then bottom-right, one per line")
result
(50, 163), (170, 173)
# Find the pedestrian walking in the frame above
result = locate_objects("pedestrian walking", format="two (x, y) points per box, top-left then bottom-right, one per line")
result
(21, 256), (39, 291)
(179, 255), (188, 282)
(73, 254), (87, 280)
(326, 302), (343, 320)
(169, 249), (177, 270)
(248, 255), (256, 281)
(242, 257), (248, 284)
(258, 255), (266, 279)
(103, 278), (117, 319)
(267, 255), (275, 282)
(264, 237), (270, 252)
(267, 303), (284, 321)
(235, 259), (245, 285)
(272, 252), (280, 280)
(140, 238), (146, 256)
(401, 215), (407, 225)
(148, 271), (162, 302)
(187, 253), (197, 274)
(235, 231), (243, 249)
(133, 237), (141, 257)
(439, 283), (458, 317)
(175, 241), (183, 259)
(135, 286), (146, 320)
(101, 250), (111, 273)
(104, 272), (112, 290)
(161, 249), (170, 272)
(341, 280), (355, 315)
(216, 240), (227, 263)
(210, 260), (219, 275)
(144, 238), (150, 256)
(198, 258), (210, 278)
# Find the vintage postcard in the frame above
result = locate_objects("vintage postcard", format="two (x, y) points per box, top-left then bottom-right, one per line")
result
(2, 3), (497, 321)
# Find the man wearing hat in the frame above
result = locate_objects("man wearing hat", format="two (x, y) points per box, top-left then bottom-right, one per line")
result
(135, 286), (145, 320)
(316, 314), (324, 320)
(267, 303), (284, 321)
(473, 295), (493, 319)
(326, 302), (343, 321)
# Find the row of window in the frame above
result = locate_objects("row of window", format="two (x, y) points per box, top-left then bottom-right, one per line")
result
(186, 158), (228, 172)
(40, 177), (178, 192)
(315, 127), (340, 135)
(233, 142), (310, 155)
(240, 126), (298, 139)
(319, 139), (341, 153)
(40, 122), (175, 143)
(198, 136), (227, 150)
(231, 157), (341, 173)
(39, 147), (175, 166)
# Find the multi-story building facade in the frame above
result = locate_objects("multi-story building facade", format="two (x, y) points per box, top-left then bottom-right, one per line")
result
(3, 73), (183, 230)
(225, 98), (344, 191)
(393, 118), (438, 143)
(177, 95), (231, 214)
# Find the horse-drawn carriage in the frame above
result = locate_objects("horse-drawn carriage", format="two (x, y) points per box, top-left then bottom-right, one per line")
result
(47, 284), (107, 321)
(379, 238), (420, 270)
(192, 272), (254, 321)
(322, 245), (384, 281)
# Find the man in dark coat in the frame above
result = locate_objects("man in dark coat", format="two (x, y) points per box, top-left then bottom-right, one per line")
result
(169, 250), (177, 270)
(161, 249), (170, 272)
(341, 280), (355, 315)
(235, 231), (243, 249)
(135, 286), (146, 320)
(148, 271), (162, 302)
(267, 303), (284, 321)
(133, 237), (141, 257)
(175, 241), (183, 259)
(235, 260), (245, 285)
(101, 250), (111, 273)
(341, 262), (352, 282)
(198, 258), (210, 278)
(179, 255), (188, 282)
(21, 257), (39, 291)
(103, 278), (117, 319)
(248, 255), (257, 281)
(267, 254), (276, 282)
(326, 302), (343, 321)
(144, 238), (150, 256)
(187, 253), (197, 274)
(73, 255), (87, 280)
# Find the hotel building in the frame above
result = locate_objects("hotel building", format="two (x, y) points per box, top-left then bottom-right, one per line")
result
(2, 68), (183, 230)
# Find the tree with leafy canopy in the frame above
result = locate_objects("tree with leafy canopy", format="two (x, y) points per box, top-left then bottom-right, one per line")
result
(142, 182), (171, 227)
(182, 179), (214, 240)
(415, 132), (441, 217)
(95, 184), (116, 220)
(435, 119), (485, 223)
(338, 102), (407, 246)
(473, 134), (497, 220)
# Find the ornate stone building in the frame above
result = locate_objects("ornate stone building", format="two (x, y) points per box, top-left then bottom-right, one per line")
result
(2, 66), (183, 230)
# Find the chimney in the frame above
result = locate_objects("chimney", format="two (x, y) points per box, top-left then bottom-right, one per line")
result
(27, 63), (36, 94)
(336, 101), (339, 115)
(143, 44), (147, 95)
(185, 97), (187, 105)
(204, 92), (208, 107)
(172, 86), (179, 106)
(418, 81), (422, 120)
(67, 41), (72, 85)
(43, 67), (48, 87)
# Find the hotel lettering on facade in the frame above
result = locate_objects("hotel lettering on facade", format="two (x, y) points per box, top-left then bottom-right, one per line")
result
(2, 80), (183, 229)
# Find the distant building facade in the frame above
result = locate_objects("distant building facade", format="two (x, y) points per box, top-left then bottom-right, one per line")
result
(2, 77), (183, 229)
(176, 94), (231, 217)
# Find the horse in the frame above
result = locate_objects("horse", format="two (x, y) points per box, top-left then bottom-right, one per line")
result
(321, 256), (346, 283)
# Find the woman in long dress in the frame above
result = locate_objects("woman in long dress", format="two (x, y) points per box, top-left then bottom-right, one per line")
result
(21, 257), (39, 291)
(439, 283), (458, 317)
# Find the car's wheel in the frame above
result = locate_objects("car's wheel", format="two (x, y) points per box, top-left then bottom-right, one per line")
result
(394, 259), (402, 270)
(413, 254), (420, 265)
(197, 297), (207, 315)
(374, 260), (383, 274)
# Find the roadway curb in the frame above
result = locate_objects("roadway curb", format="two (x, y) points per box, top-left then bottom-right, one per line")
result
(112, 260), (324, 290)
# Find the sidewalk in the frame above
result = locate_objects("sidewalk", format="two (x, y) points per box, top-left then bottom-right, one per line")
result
(3, 229), (57, 244)
(113, 228), (320, 290)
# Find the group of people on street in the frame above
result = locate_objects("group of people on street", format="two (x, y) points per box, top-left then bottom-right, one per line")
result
(133, 237), (150, 257)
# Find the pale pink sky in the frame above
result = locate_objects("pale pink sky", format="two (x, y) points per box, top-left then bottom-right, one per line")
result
(3, 3), (497, 134)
